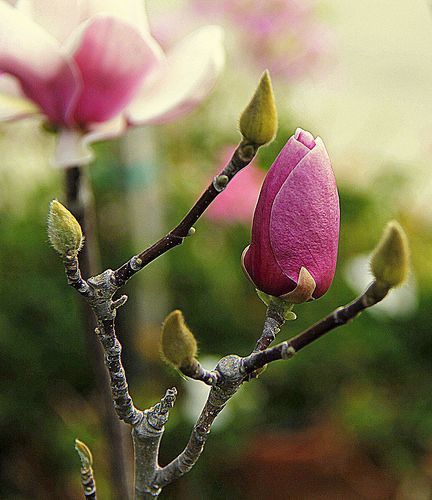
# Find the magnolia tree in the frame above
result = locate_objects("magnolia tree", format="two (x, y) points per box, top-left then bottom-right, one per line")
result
(46, 74), (409, 498)
(0, 1), (410, 499)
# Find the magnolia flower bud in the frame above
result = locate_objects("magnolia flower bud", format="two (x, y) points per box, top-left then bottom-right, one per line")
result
(239, 70), (278, 146)
(160, 310), (198, 370)
(370, 221), (409, 288)
(47, 200), (83, 257)
(242, 128), (340, 301)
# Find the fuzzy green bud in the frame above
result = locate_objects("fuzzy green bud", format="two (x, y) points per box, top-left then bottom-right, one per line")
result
(370, 220), (410, 288)
(161, 310), (198, 369)
(47, 200), (83, 257)
(75, 438), (93, 469)
(239, 70), (278, 146)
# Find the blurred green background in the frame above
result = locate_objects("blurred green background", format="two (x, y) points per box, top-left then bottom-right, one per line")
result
(1, 1), (432, 498)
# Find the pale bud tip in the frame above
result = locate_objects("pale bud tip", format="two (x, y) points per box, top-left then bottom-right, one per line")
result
(47, 200), (83, 257)
(239, 70), (278, 146)
(75, 438), (93, 468)
(370, 220), (410, 288)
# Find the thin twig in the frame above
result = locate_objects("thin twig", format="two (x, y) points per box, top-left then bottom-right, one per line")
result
(254, 300), (286, 352)
(180, 359), (220, 386)
(112, 140), (258, 287)
(241, 281), (389, 375)
(75, 439), (97, 500)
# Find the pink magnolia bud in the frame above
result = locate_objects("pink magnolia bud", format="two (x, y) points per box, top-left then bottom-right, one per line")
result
(242, 128), (340, 300)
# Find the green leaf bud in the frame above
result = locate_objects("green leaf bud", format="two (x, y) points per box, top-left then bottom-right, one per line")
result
(370, 220), (410, 288)
(47, 200), (83, 257)
(161, 310), (198, 369)
(239, 70), (278, 146)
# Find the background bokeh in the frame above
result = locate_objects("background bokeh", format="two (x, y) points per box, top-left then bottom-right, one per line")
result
(1, 0), (432, 498)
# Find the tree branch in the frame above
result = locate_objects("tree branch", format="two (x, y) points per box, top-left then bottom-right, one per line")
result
(75, 439), (97, 500)
(254, 300), (287, 352)
(156, 356), (243, 488)
(133, 388), (177, 499)
(95, 319), (141, 426)
(180, 359), (220, 386)
(241, 281), (390, 375)
(112, 140), (258, 287)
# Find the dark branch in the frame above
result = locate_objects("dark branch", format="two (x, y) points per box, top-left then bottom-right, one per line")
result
(180, 359), (220, 386)
(95, 319), (141, 426)
(241, 281), (389, 374)
(254, 300), (286, 352)
(112, 140), (258, 287)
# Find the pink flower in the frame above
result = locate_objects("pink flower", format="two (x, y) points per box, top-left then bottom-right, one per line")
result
(206, 146), (265, 225)
(242, 128), (340, 299)
(190, 0), (332, 82)
(0, 0), (224, 167)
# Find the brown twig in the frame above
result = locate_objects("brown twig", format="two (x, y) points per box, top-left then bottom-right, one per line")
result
(112, 140), (258, 287)
(241, 281), (389, 375)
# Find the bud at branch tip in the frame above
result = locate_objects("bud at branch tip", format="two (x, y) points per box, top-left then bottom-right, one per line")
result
(47, 200), (83, 257)
(239, 70), (278, 146)
(370, 220), (410, 288)
(160, 310), (198, 370)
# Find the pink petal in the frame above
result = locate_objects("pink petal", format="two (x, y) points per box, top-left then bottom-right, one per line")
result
(270, 138), (340, 297)
(0, 74), (39, 121)
(54, 128), (94, 168)
(83, 115), (127, 147)
(0, 1), (80, 124)
(53, 116), (127, 169)
(244, 135), (311, 294)
(81, 0), (150, 35)
(16, 0), (83, 43)
(127, 25), (224, 125)
(70, 15), (162, 125)
(15, 0), (150, 43)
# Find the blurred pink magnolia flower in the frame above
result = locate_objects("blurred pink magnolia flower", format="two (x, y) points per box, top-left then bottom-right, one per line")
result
(205, 146), (265, 225)
(243, 128), (340, 299)
(0, 0), (224, 167)
(191, 0), (332, 81)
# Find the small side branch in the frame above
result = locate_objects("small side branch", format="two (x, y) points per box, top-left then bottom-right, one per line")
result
(242, 281), (389, 374)
(75, 439), (97, 500)
(133, 388), (177, 499)
(180, 359), (220, 386)
(112, 140), (258, 287)
(254, 300), (287, 352)
(63, 254), (91, 296)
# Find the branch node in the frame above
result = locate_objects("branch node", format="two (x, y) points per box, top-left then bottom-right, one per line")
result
(281, 343), (296, 360)
(130, 255), (143, 271)
(111, 294), (128, 311)
(213, 174), (229, 192)
(187, 227), (196, 237)
(146, 387), (177, 432)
